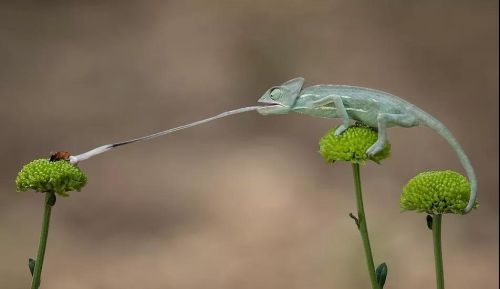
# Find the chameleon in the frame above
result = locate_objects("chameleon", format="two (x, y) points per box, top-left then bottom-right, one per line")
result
(256, 77), (477, 214)
(65, 77), (476, 213)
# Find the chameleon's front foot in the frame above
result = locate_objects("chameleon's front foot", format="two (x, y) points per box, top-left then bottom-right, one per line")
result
(366, 140), (385, 157)
(334, 124), (349, 136)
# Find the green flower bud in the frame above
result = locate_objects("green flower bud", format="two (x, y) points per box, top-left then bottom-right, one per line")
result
(400, 170), (478, 214)
(319, 124), (391, 164)
(16, 159), (87, 196)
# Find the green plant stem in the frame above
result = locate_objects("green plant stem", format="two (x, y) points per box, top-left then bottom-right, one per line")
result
(432, 214), (445, 289)
(351, 163), (380, 289)
(31, 192), (54, 289)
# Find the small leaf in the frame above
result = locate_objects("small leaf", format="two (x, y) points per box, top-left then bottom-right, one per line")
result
(426, 215), (433, 230)
(349, 213), (360, 229)
(375, 262), (388, 288)
(29, 258), (36, 276)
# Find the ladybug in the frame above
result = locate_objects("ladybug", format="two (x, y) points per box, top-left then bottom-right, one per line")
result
(49, 151), (71, 162)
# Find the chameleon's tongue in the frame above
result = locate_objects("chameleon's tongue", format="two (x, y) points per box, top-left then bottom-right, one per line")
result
(70, 105), (264, 164)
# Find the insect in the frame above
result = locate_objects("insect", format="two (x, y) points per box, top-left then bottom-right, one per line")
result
(49, 151), (71, 161)
(67, 77), (476, 213)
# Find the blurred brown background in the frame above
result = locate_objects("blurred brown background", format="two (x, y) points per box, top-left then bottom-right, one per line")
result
(0, 1), (498, 289)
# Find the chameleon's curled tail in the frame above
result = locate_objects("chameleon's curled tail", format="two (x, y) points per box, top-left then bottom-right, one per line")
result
(421, 115), (477, 214)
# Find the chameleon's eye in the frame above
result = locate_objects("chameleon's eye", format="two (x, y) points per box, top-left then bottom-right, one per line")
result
(270, 88), (282, 100)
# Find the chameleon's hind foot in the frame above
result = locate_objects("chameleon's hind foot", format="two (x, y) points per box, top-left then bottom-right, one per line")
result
(366, 141), (385, 157)
(334, 124), (349, 136)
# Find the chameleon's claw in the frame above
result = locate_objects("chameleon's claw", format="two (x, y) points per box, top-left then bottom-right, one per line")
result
(366, 141), (385, 157)
(334, 124), (349, 136)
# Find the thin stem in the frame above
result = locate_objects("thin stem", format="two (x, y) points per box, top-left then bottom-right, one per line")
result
(31, 192), (54, 289)
(351, 163), (380, 289)
(432, 214), (445, 289)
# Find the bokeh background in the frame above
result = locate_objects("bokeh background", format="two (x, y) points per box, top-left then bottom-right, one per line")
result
(1, 1), (498, 289)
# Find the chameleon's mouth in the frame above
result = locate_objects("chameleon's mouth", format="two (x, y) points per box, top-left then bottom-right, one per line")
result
(254, 101), (277, 109)
(257, 100), (280, 106)
(258, 103), (282, 110)
(256, 103), (289, 115)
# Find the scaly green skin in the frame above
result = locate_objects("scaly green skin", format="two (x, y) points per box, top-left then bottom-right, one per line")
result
(257, 77), (477, 214)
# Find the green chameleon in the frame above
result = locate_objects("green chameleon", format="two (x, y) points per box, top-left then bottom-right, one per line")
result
(256, 78), (476, 213)
(67, 78), (476, 213)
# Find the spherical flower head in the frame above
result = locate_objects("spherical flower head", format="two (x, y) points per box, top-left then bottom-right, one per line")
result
(400, 170), (478, 214)
(16, 159), (87, 196)
(319, 124), (391, 164)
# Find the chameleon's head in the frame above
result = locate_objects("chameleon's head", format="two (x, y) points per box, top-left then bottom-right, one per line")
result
(257, 77), (305, 115)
